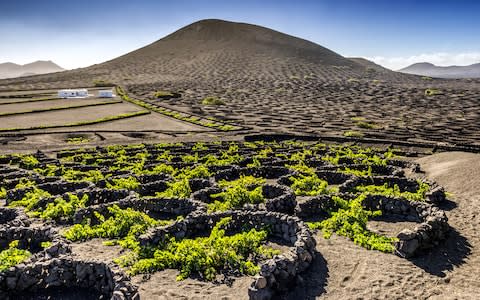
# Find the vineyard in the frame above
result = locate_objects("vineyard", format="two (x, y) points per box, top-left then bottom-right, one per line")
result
(0, 140), (450, 299)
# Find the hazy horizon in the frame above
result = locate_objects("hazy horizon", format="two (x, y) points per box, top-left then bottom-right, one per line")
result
(1, 0), (479, 71)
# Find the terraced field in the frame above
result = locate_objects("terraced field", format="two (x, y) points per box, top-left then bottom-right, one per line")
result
(0, 140), (451, 299)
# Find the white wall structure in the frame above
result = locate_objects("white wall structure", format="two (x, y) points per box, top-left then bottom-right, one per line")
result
(98, 90), (115, 98)
(58, 89), (89, 98)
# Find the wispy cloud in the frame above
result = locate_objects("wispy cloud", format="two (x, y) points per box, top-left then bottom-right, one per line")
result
(367, 52), (480, 70)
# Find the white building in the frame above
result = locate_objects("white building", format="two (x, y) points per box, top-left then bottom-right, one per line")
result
(58, 89), (89, 98)
(98, 90), (115, 98)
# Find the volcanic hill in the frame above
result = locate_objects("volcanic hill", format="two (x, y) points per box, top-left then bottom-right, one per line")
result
(0, 19), (412, 91)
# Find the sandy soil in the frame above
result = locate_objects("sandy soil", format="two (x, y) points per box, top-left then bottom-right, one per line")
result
(0, 98), (116, 114)
(58, 111), (211, 132)
(283, 151), (479, 300)
(133, 270), (253, 300)
(0, 102), (142, 129)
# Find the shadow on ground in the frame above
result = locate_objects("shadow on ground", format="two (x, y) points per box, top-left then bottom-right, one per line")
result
(409, 227), (471, 277)
(438, 198), (458, 211)
(280, 250), (329, 300)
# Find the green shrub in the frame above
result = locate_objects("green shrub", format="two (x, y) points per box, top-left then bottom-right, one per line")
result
(154, 91), (180, 99)
(8, 187), (52, 211)
(63, 205), (165, 249)
(66, 137), (90, 144)
(344, 130), (364, 138)
(355, 181), (430, 201)
(156, 178), (191, 199)
(93, 80), (114, 87)
(289, 174), (329, 196)
(35, 194), (89, 221)
(201, 97), (225, 105)
(118, 217), (279, 281)
(17, 155), (39, 169)
(308, 194), (397, 252)
(209, 176), (265, 212)
(0, 240), (31, 272)
(425, 88), (442, 96)
(106, 176), (140, 190)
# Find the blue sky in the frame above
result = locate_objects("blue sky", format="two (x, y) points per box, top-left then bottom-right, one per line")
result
(1, 0), (479, 70)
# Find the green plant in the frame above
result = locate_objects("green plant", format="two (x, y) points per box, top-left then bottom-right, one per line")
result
(40, 241), (52, 249)
(201, 96), (225, 105)
(209, 176), (266, 212)
(355, 181), (430, 201)
(14, 178), (37, 189)
(63, 205), (166, 250)
(308, 194), (397, 252)
(18, 155), (39, 169)
(289, 174), (330, 196)
(93, 79), (114, 87)
(106, 176), (140, 190)
(0, 187), (7, 199)
(344, 130), (364, 138)
(425, 88), (442, 96)
(154, 91), (176, 98)
(8, 187), (52, 211)
(34, 194), (89, 221)
(339, 166), (373, 177)
(0, 240), (31, 272)
(62, 169), (108, 183)
(118, 217), (279, 281)
(66, 136), (90, 144)
(156, 178), (192, 199)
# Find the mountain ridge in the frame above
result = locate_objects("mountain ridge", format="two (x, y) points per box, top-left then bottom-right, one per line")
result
(399, 61), (480, 78)
(0, 60), (64, 79)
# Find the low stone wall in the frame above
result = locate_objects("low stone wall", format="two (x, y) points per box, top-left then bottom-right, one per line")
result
(0, 256), (139, 300)
(76, 188), (135, 206)
(362, 195), (421, 221)
(263, 184), (296, 214)
(317, 163), (404, 177)
(340, 175), (423, 193)
(0, 226), (70, 265)
(38, 180), (94, 196)
(139, 210), (316, 300)
(294, 193), (449, 258)
(395, 201), (449, 258)
(315, 170), (354, 185)
(295, 194), (339, 219)
(0, 207), (31, 227)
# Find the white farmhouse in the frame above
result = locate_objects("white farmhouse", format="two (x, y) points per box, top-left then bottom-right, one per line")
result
(58, 89), (89, 98)
(98, 90), (115, 98)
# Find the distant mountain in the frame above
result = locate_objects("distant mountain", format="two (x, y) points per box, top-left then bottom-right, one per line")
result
(0, 60), (64, 79)
(399, 62), (480, 78)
